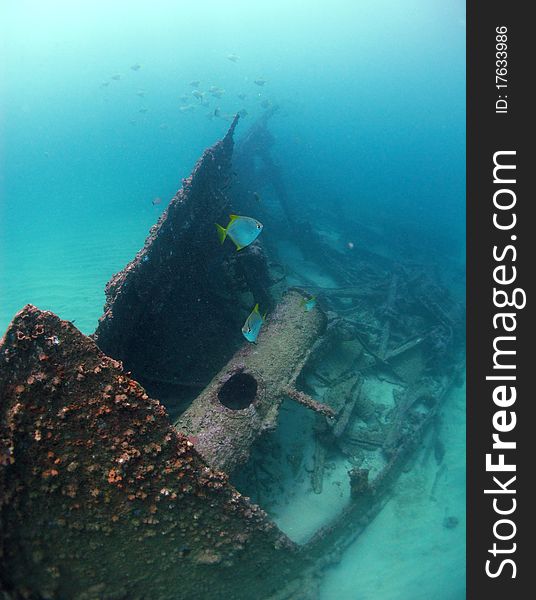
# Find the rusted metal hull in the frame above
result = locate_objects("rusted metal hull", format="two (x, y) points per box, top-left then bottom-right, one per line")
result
(0, 306), (304, 600)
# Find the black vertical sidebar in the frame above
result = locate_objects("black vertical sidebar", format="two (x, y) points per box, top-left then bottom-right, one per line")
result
(467, 2), (533, 599)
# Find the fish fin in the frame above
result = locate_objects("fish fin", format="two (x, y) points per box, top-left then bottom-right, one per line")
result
(229, 214), (241, 222)
(215, 223), (227, 244)
(233, 241), (244, 251)
(262, 311), (268, 320)
(253, 303), (260, 313)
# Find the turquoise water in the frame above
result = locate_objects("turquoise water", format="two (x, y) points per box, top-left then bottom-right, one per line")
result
(0, 1), (465, 598)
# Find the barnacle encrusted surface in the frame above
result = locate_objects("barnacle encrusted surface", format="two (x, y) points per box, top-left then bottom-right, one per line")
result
(0, 305), (301, 600)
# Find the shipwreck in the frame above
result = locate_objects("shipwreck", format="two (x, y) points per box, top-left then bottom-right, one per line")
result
(0, 114), (464, 600)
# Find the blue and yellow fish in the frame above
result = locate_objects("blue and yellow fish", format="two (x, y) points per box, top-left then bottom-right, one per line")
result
(215, 214), (263, 251)
(242, 304), (266, 343)
(301, 296), (317, 312)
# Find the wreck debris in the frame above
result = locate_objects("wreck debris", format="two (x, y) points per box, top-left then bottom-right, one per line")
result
(331, 375), (363, 438)
(174, 290), (327, 473)
(93, 116), (273, 409)
(348, 468), (370, 500)
(302, 365), (463, 577)
(283, 386), (335, 418)
(0, 305), (303, 600)
(0, 301), (456, 599)
(382, 377), (448, 457)
(378, 272), (398, 359)
(384, 333), (426, 362)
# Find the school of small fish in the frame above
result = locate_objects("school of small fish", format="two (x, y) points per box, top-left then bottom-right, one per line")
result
(98, 53), (273, 127)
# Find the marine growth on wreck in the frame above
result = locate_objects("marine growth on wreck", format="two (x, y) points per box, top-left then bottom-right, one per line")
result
(0, 112), (464, 600)
(0, 5), (466, 597)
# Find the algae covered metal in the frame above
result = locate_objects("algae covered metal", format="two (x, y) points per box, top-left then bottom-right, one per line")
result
(175, 289), (328, 473)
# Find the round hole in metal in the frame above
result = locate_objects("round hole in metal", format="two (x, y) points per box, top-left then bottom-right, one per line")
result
(218, 372), (258, 410)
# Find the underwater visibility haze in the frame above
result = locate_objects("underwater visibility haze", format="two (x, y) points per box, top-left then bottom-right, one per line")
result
(0, 1), (466, 599)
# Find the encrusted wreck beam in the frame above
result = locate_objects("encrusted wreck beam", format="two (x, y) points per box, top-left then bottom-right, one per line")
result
(0, 305), (304, 600)
(93, 116), (272, 407)
(284, 386), (335, 418)
(331, 375), (363, 438)
(384, 334), (426, 361)
(382, 377), (448, 456)
(175, 290), (327, 473)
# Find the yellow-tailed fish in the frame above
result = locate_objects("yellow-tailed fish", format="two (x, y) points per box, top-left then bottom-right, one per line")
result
(215, 215), (263, 251)
(242, 304), (266, 343)
(301, 296), (317, 312)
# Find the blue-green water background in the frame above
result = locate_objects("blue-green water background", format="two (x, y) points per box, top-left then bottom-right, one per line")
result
(0, 1), (466, 598)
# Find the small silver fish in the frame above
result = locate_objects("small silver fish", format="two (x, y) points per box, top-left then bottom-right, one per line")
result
(237, 93), (247, 100)
(111, 74), (121, 81)
(227, 53), (240, 63)
(254, 78), (266, 86)
(215, 215), (263, 251)
(179, 104), (195, 112)
(130, 63), (142, 71)
(189, 80), (201, 87)
(242, 304), (266, 343)
(192, 90), (204, 100)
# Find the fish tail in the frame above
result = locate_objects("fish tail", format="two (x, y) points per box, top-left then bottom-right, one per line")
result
(215, 223), (227, 244)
